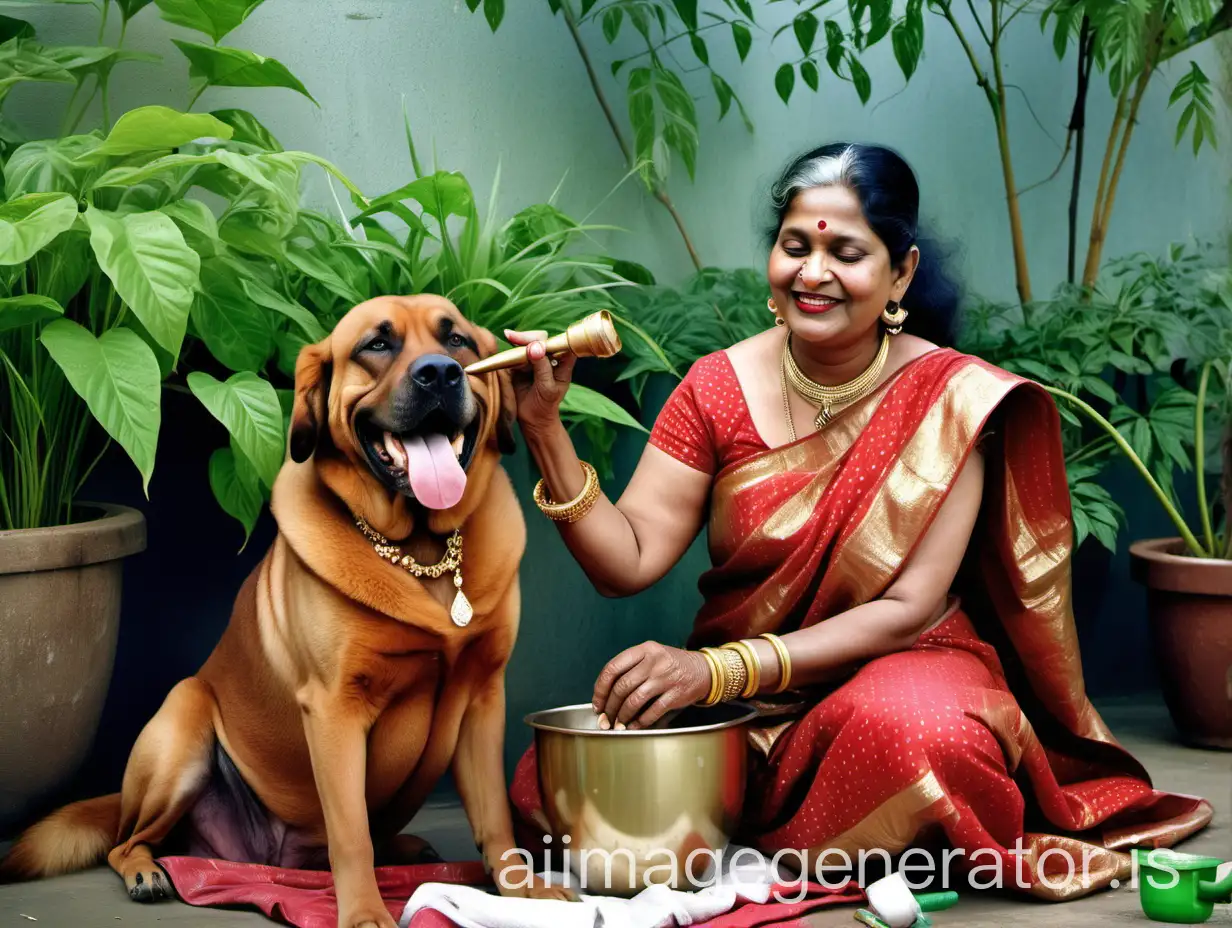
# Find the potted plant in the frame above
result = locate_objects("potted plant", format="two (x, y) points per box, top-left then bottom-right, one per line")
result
(0, 0), (368, 832)
(1038, 246), (1232, 747)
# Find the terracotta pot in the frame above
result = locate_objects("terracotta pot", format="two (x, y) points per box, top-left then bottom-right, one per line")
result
(0, 503), (146, 833)
(1129, 537), (1232, 749)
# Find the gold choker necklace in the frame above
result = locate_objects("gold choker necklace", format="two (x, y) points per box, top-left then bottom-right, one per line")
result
(782, 333), (890, 435)
(355, 516), (472, 627)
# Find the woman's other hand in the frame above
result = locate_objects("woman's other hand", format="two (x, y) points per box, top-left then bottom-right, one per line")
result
(503, 328), (578, 437)
(592, 641), (712, 730)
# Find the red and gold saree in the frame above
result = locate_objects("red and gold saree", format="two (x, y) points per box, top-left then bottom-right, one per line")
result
(512, 347), (1211, 900)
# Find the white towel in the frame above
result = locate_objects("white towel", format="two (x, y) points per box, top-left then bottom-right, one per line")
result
(399, 846), (793, 928)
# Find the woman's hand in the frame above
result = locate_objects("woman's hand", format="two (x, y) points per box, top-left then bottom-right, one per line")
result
(503, 328), (578, 438)
(592, 641), (712, 730)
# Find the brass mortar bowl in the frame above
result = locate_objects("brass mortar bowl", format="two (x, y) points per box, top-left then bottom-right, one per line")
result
(525, 702), (756, 897)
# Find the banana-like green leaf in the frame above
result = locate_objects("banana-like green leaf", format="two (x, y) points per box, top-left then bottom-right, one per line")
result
(159, 199), (219, 256)
(0, 193), (77, 265)
(85, 205), (199, 356)
(154, 0), (263, 42)
(40, 45), (158, 82)
(0, 293), (64, 332)
(40, 319), (161, 494)
(5, 134), (102, 196)
(116, 0), (156, 20)
(92, 106), (233, 157)
(209, 107), (283, 151)
(187, 370), (284, 489)
(172, 41), (316, 104)
(93, 151), (222, 188)
(560, 383), (647, 433)
(242, 277), (327, 341)
(192, 259), (274, 372)
(209, 441), (265, 548)
(0, 41), (74, 101)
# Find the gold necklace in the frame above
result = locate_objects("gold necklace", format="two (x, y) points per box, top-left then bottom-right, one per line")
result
(782, 333), (890, 432)
(355, 516), (473, 627)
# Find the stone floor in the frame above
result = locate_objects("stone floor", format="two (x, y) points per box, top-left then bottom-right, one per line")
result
(2, 698), (1230, 927)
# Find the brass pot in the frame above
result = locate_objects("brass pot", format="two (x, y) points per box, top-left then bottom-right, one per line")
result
(525, 701), (756, 896)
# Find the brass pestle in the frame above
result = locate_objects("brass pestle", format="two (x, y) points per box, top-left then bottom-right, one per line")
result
(463, 310), (622, 375)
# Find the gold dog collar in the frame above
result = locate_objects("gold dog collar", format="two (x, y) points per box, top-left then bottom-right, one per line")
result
(355, 517), (473, 627)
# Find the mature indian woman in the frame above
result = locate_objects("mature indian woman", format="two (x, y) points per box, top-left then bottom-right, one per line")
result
(503, 143), (1211, 899)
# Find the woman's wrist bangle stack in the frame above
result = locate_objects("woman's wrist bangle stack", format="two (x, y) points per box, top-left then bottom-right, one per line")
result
(533, 461), (600, 523)
(697, 634), (793, 706)
(758, 633), (793, 695)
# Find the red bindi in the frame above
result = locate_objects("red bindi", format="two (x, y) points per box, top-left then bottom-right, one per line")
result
(817, 220), (828, 231)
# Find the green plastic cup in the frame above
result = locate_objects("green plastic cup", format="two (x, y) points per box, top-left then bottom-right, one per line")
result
(1135, 848), (1232, 924)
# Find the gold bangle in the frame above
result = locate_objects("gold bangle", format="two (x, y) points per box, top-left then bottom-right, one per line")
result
(722, 641), (761, 698)
(713, 647), (746, 703)
(758, 633), (793, 694)
(699, 648), (723, 707)
(533, 461), (600, 523)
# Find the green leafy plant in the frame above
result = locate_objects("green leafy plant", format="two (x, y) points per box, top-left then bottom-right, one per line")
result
(614, 265), (767, 400)
(276, 114), (679, 476)
(465, 0), (764, 271)
(959, 242), (1232, 555)
(0, 0), (362, 538)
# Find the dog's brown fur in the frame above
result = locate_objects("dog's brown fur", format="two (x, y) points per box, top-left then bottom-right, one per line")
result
(3, 295), (566, 926)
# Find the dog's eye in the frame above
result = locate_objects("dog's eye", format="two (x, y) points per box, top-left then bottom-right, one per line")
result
(367, 338), (390, 352)
(446, 333), (467, 349)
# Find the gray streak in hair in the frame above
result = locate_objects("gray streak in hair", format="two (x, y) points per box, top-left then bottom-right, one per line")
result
(770, 145), (860, 209)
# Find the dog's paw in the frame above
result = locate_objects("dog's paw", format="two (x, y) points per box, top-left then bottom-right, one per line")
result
(500, 875), (579, 902)
(341, 910), (398, 928)
(526, 882), (580, 902)
(378, 832), (443, 866)
(126, 866), (175, 903)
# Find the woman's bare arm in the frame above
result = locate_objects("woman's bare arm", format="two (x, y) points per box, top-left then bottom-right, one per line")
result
(593, 445), (987, 728)
(754, 446), (986, 689)
(509, 331), (711, 597)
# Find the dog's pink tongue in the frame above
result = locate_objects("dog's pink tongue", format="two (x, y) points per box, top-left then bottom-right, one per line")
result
(405, 433), (466, 509)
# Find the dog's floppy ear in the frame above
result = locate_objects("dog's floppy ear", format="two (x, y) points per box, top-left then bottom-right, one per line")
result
(494, 368), (517, 455)
(289, 337), (332, 464)
(473, 325), (518, 456)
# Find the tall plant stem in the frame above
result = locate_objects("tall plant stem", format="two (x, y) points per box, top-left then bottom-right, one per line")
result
(1067, 18), (1093, 284)
(938, 1), (1031, 303)
(1082, 33), (1160, 288)
(559, 0), (703, 271)
(1045, 385), (1208, 557)
(1195, 362), (1215, 555)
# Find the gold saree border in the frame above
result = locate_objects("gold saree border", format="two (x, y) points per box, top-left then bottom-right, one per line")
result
(810, 770), (957, 858)
(821, 362), (1019, 611)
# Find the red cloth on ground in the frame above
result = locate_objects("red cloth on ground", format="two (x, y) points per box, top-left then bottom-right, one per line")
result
(159, 856), (864, 928)
(159, 856), (481, 928)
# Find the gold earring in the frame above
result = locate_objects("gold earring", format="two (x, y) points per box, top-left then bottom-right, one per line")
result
(768, 297), (786, 327)
(882, 301), (908, 335)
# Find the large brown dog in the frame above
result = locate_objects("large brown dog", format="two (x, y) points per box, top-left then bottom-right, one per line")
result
(3, 295), (567, 926)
